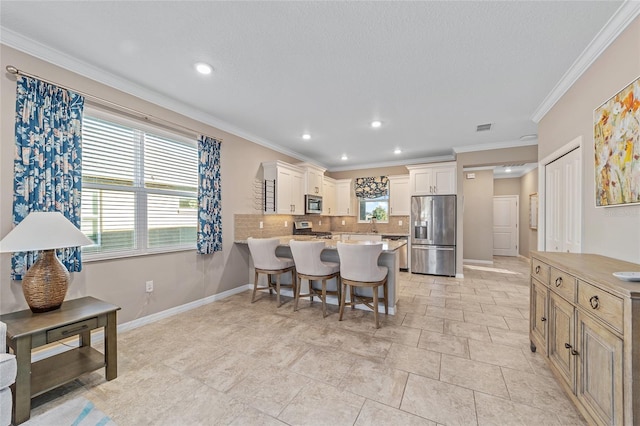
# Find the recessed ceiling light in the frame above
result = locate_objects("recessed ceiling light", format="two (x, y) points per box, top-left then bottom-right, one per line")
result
(371, 120), (382, 128)
(302, 133), (311, 140)
(519, 134), (538, 141)
(394, 148), (402, 154)
(341, 154), (348, 161)
(505, 168), (512, 173)
(194, 62), (213, 75)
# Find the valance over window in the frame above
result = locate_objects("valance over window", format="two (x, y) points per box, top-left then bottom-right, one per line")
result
(354, 176), (389, 199)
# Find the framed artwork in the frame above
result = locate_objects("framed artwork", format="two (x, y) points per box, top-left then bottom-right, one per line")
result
(529, 193), (538, 230)
(594, 75), (640, 207)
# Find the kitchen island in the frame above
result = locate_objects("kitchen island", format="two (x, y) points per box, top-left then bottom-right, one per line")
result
(235, 236), (406, 314)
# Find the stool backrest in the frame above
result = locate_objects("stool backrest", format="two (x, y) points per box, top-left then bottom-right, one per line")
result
(289, 240), (331, 275)
(336, 242), (387, 282)
(247, 237), (282, 270)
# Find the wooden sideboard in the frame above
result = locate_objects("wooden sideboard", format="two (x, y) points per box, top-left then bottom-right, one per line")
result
(529, 252), (640, 425)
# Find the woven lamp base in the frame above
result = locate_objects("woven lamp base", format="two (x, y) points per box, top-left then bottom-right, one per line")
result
(23, 250), (70, 313)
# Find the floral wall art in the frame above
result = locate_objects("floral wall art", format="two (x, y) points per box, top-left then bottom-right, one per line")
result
(594, 76), (640, 206)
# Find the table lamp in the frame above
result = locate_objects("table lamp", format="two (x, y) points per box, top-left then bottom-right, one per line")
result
(0, 211), (93, 313)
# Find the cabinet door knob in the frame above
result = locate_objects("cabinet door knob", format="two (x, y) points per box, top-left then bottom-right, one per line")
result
(555, 277), (563, 287)
(589, 295), (600, 309)
(541, 317), (547, 322)
(535, 265), (540, 274)
(571, 350), (579, 356)
(564, 343), (572, 349)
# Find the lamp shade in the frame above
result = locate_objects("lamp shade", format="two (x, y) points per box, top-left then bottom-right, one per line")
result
(0, 212), (93, 253)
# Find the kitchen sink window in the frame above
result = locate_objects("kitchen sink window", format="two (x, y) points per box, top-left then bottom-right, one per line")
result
(355, 176), (389, 223)
(81, 108), (198, 260)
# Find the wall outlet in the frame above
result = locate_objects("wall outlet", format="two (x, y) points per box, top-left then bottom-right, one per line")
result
(145, 280), (154, 293)
(341, 220), (345, 226)
(259, 221), (263, 229)
(284, 220), (288, 227)
(399, 220), (403, 226)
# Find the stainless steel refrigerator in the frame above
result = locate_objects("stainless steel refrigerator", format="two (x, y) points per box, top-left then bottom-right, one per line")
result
(411, 195), (456, 276)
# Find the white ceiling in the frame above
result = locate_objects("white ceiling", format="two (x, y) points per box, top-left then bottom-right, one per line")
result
(1, 1), (635, 171)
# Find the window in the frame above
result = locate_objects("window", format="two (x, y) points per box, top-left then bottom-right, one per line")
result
(81, 110), (198, 259)
(358, 195), (389, 223)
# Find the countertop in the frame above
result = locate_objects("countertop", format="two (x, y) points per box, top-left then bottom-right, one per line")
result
(235, 235), (407, 253)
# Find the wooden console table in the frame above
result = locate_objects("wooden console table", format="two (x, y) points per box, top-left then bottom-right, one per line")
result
(0, 296), (120, 425)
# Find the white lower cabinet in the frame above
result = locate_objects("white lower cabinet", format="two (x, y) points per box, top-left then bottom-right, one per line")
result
(529, 252), (631, 425)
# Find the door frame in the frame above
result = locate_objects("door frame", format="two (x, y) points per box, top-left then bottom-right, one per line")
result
(493, 195), (519, 256)
(537, 136), (583, 251)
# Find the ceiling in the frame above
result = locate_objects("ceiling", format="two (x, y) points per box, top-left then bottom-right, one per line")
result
(0, 1), (633, 171)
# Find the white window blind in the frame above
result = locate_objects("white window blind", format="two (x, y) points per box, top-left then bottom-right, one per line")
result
(81, 113), (198, 259)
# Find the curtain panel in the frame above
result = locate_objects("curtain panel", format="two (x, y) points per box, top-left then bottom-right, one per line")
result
(354, 176), (389, 199)
(12, 76), (85, 280)
(197, 136), (222, 254)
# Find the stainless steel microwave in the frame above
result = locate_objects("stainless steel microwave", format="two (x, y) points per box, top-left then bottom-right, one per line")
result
(305, 195), (322, 214)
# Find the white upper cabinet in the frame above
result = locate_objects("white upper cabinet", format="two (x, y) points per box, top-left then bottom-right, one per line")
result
(262, 161), (305, 215)
(323, 176), (336, 216)
(388, 175), (410, 216)
(335, 179), (355, 216)
(407, 162), (457, 195)
(297, 163), (325, 196)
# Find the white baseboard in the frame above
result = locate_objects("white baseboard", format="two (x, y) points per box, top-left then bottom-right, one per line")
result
(31, 284), (252, 362)
(277, 288), (395, 315)
(463, 259), (494, 265)
(455, 273), (465, 279)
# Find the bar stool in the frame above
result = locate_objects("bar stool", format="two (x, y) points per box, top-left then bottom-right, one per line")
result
(289, 240), (340, 318)
(336, 241), (388, 329)
(247, 237), (296, 307)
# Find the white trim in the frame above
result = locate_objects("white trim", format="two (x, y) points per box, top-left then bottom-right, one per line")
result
(463, 259), (494, 265)
(329, 155), (455, 173)
(31, 284), (252, 363)
(455, 273), (465, 279)
(537, 136), (583, 251)
(531, 1), (640, 123)
(453, 139), (537, 154)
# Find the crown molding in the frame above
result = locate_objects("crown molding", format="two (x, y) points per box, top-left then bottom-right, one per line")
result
(327, 154), (455, 172)
(531, 1), (640, 123)
(453, 138), (537, 154)
(1, 29), (316, 165)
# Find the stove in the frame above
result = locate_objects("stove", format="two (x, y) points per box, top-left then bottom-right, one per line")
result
(293, 221), (332, 238)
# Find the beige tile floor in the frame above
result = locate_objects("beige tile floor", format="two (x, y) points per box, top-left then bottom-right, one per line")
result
(30, 256), (586, 425)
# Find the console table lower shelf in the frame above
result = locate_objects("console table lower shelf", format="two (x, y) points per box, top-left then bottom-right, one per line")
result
(0, 296), (120, 425)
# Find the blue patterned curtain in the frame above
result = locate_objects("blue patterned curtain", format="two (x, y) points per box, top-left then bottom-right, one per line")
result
(12, 76), (85, 279)
(197, 136), (222, 254)
(354, 176), (389, 198)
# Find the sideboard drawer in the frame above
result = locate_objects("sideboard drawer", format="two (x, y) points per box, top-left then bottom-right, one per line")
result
(532, 259), (550, 284)
(578, 281), (623, 333)
(550, 268), (576, 302)
(46, 317), (98, 343)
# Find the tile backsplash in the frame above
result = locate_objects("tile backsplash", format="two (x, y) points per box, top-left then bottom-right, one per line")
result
(234, 214), (409, 240)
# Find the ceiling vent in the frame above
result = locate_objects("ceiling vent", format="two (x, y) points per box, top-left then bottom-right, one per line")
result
(476, 123), (492, 132)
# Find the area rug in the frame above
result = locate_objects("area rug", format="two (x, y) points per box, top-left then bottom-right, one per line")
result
(24, 397), (116, 426)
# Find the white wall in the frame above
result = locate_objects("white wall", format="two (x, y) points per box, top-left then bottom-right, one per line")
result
(538, 17), (640, 264)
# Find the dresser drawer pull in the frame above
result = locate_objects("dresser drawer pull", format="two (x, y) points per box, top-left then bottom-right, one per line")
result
(541, 317), (547, 322)
(535, 265), (540, 274)
(589, 295), (600, 310)
(555, 277), (563, 287)
(61, 324), (89, 336)
(564, 343), (579, 356)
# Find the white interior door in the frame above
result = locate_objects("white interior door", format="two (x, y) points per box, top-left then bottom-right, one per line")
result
(545, 147), (582, 253)
(493, 195), (518, 256)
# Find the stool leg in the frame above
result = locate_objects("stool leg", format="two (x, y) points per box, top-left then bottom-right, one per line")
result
(321, 279), (327, 318)
(384, 280), (388, 315)
(294, 274), (301, 311)
(276, 274), (281, 307)
(339, 282), (347, 321)
(373, 286), (380, 329)
(351, 285), (355, 310)
(268, 274), (274, 294)
(252, 270), (259, 303)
